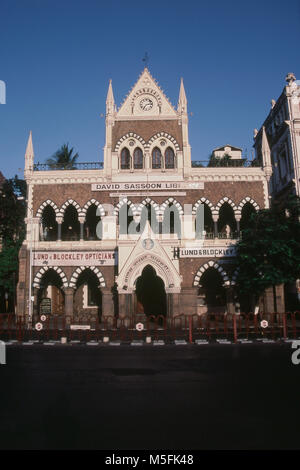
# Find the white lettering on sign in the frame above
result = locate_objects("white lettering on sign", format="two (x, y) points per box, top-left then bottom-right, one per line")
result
(180, 246), (236, 258)
(92, 182), (204, 191)
(33, 251), (116, 266)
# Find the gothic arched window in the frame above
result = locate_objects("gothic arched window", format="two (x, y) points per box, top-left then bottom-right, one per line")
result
(152, 147), (162, 169)
(121, 148), (130, 170)
(165, 147), (175, 169)
(133, 148), (143, 169)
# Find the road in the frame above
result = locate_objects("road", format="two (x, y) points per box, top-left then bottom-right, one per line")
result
(0, 342), (299, 450)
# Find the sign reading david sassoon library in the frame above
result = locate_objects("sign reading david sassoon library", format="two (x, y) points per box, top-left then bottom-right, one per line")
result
(180, 246), (236, 258)
(33, 251), (116, 266)
(92, 181), (204, 191)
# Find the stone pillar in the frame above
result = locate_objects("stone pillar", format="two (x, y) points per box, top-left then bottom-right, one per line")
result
(118, 293), (127, 318)
(33, 287), (39, 323)
(101, 287), (114, 319)
(64, 287), (74, 323)
(56, 216), (63, 241)
(79, 216), (85, 241)
(235, 214), (241, 238)
(178, 287), (197, 316)
(212, 214), (219, 238)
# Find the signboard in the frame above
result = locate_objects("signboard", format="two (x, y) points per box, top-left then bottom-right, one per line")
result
(180, 246), (236, 258)
(92, 181), (204, 191)
(33, 251), (116, 267)
(35, 322), (43, 331)
(40, 298), (51, 315)
(70, 325), (91, 330)
(40, 315), (47, 322)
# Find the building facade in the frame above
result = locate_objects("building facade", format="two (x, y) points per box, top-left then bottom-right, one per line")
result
(253, 72), (300, 201)
(17, 68), (273, 323)
(253, 72), (300, 310)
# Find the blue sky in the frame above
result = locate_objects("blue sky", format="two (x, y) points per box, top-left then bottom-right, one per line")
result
(0, 0), (299, 177)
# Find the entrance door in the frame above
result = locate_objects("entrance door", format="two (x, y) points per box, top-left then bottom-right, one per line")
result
(135, 265), (167, 316)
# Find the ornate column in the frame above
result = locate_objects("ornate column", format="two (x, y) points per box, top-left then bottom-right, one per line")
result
(235, 214), (241, 238)
(212, 214), (219, 238)
(79, 216), (86, 241)
(56, 215), (63, 241)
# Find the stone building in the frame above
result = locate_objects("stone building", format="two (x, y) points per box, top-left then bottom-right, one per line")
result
(17, 68), (272, 323)
(253, 72), (300, 310)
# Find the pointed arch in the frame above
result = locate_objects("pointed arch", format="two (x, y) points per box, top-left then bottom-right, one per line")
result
(113, 197), (137, 216)
(238, 197), (260, 212)
(33, 266), (69, 288)
(192, 198), (215, 215)
(193, 261), (230, 287)
(82, 199), (105, 218)
(114, 133), (146, 152)
(136, 198), (160, 216)
(160, 197), (183, 215)
(60, 199), (83, 216)
(215, 197), (238, 214)
(146, 132), (180, 152)
(36, 200), (60, 218)
(69, 266), (106, 288)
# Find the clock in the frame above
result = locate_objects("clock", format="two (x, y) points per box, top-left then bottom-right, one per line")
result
(140, 98), (153, 111)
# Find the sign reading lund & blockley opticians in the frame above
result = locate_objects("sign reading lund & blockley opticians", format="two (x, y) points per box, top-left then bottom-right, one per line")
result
(33, 251), (116, 266)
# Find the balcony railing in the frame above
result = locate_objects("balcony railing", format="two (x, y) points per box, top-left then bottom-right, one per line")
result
(191, 159), (261, 168)
(33, 162), (104, 171)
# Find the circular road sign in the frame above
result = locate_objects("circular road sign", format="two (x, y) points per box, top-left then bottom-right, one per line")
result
(40, 315), (47, 322)
(260, 320), (269, 329)
(35, 322), (43, 331)
(136, 322), (144, 332)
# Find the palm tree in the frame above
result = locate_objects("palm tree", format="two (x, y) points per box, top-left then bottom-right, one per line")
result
(46, 144), (79, 169)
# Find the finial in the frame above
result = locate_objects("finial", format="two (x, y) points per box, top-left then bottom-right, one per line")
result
(285, 72), (296, 85)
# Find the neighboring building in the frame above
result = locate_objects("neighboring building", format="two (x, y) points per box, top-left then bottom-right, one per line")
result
(212, 145), (242, 160)
(253, 72), (300, 201)
(17, 68), (273, 322)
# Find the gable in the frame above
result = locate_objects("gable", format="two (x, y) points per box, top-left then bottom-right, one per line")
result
(117, 68), (177, 119)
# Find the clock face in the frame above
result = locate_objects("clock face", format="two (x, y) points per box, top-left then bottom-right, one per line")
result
(140, 97), (153, 111)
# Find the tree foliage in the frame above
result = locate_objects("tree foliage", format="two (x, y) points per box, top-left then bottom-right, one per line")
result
(235, 195), (300, 300)
(46, 144), (79, 169)
(0, 176), (26, 299)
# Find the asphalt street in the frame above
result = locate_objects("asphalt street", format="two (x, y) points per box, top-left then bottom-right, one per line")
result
(0, 342), (299, 450)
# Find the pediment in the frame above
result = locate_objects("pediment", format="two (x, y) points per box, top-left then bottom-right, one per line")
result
(117, 68), (177, 119)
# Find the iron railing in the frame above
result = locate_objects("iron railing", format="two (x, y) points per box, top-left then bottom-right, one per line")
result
(191, 159), (261, 168)
(1, 312), (299, 344)
(33, 162), (104, 171)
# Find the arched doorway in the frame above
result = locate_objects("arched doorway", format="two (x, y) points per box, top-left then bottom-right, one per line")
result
(38, 269), (65, 315)
(135, 265), (167, 316)
(199, 267), (226, 314)
(74, 269), (102, 321)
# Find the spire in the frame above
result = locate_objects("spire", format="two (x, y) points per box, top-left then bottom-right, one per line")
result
(177, 77), (187, 113)
(25, 131), (34, 171)
(261, 126), (272, 179)
(106, 79), (115, 114)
